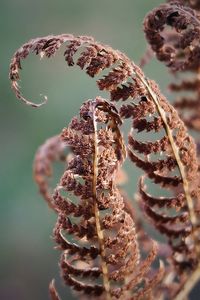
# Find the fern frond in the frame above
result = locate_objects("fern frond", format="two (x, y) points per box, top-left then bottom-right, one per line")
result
(10, 32), (200, 299)
(126, 87), (200, 277)
(143, 1), (200, 132)
(144, 2), (200, 71)
(142, 1), (200, 297)
(34, 97), (162, 299)
(33, 135), (66, 210)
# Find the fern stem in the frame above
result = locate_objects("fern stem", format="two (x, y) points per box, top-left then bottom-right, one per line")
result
(92, 105), (111, 300)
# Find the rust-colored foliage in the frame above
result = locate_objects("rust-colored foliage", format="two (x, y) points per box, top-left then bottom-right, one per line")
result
(10, 4), (200, 298)
(34, 135), (66, 211)
(144, 0), (200, 131)
(34, 97), (163, 300)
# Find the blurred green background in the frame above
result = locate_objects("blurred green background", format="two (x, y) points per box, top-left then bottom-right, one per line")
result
(1, 0), (198, 299)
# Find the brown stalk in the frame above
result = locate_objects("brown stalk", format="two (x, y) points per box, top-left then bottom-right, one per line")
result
(92, 103), (111, 300)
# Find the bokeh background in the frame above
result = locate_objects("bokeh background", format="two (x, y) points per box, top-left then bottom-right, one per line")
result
(1, 0), (198, 299)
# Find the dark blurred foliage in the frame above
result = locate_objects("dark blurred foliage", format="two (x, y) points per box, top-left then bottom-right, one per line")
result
(0, 0), (183, 299)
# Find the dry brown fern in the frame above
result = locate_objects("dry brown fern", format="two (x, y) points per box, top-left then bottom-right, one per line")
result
(35, 97), (163, 300)
(9, 32), (200, 299)
(142, 1), (200, 298)
(33, 135), (66, 211)
(143, 1), (200, 132)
